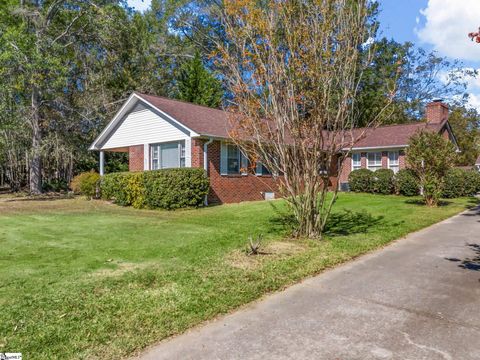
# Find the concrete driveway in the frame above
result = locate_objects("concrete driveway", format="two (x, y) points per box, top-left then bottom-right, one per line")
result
(137, 207), (480, 360)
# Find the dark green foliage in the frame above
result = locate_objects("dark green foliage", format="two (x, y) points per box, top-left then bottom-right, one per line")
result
(176, 51), (223, 108)
(101, 168), (209, 209)
(143, 168), (210, 209)
(43, 179), (68, 192)
(442, 168), (480, 198)
(407, 131), (457, 206)
(70, 171), (100, 199)
(349, 169), (374, 193)
(373, 169), (395, 194)
(395, 169), (419, 196)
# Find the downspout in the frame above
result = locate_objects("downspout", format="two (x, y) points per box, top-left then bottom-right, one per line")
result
(203, 138), (214, 206)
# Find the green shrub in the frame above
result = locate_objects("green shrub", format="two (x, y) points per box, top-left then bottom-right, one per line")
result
(43, 179), (68, 192)
(442, 168), (480, 198)
(100, 168), (209, 209)
(99, 172), (131, 205)
(349, 169), (374, 193)
(464, 170), (480, 195)
(373, 169), (395, 194)
(70, 171), (100, 199)
(395, 169), (419, 196)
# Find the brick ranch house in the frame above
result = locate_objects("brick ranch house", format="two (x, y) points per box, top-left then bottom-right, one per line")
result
(90, 92), (458, 204)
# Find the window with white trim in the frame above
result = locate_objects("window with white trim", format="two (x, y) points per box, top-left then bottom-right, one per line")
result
(221, 143), (249, 175)
(256, 161), (271, 176)
(388, 151), (399, 173)
(226, 144), (240, 174)
(151, 141), (185, 170)
(352, 153), (361, 170)
(367, 152), (382, 171)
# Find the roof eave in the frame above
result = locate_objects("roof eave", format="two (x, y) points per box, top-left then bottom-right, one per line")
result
(89, 93), (199, 151)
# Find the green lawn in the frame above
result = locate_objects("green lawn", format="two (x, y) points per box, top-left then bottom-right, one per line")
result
(0, 194), (476, 359)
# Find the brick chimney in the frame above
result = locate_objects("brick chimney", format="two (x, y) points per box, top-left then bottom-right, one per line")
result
(426, 99), (449, 124)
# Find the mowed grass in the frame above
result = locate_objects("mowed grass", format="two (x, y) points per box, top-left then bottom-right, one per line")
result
(0, 194), (476, 359)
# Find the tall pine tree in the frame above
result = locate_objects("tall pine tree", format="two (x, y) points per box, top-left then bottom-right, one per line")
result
(176, 51), (223, 108)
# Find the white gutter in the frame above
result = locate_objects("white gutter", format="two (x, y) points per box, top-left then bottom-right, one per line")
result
(203, 138), (214, 206)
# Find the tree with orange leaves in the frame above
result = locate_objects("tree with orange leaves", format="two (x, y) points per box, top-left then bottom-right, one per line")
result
(216, 0), (394, 238)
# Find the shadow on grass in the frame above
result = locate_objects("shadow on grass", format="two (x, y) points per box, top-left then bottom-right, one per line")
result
(323, 210), (384, 236)
(405, 197), (479, 209)
(404, 199), (453, 207)
(445, 243), (480, 271)
(269, 205), (384, 237)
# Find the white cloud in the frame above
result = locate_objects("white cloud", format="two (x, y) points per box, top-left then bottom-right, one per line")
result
(127, 0), (151, 12)
(416, 0), (480, 61)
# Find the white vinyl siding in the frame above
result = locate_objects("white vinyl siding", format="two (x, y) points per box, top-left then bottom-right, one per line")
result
(351, 153), (362, 171)
(151, 141), (185, 170)
(100, 108), (191, 169)
(388, 151), (399, 173)
(367, 152), (382, 171)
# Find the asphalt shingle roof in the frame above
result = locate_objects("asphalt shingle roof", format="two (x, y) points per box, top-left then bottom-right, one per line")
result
(135, 92), (446, 149)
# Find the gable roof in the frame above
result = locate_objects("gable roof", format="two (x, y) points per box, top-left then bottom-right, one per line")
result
(476, 155), (480, 165)
(135, 92), (233, 139)
(90, 92), (455, 151)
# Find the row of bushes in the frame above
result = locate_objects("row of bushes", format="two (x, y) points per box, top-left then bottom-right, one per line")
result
(348, 168), (480, 197)
(70, 168), (210, 209)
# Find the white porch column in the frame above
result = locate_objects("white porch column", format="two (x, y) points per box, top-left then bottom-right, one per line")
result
(99, 151), (105, 176)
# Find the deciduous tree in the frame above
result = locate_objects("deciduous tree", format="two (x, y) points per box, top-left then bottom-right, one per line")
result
(217, 0), (392, 238)
(406, 131), (456, 206)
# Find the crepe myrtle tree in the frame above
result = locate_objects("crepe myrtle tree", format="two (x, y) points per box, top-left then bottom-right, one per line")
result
(406, 131), (456, 207)
(215, 0), (394, 239)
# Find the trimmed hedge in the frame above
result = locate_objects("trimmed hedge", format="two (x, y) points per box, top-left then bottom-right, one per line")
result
(442, 168), (480, 198)
(70, 171), (100, 199)
(100, 168), (210, 209)
(395, 169), (419, 196)
(373, 169), (395, 194)
(349, 169), (374, 193)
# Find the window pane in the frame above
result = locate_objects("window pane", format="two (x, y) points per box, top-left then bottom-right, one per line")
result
(226, 144), (240, 174)
(352, 153), (361, 170)
(367, 152), (382, 171)
(180, 141), (185, 168)
(160, 142), (179, 169)
(388, 151), (399, 165)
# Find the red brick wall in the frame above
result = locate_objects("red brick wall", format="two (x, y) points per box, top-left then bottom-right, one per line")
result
(191, 139), (204, 168)
(399, 150), (406, 169)
(203, 140), (280, 204)
(426, 102), (448, 124)
(129, 145), (144, 171)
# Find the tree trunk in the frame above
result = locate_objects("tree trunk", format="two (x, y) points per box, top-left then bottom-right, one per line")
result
(30, 87), (42, 194)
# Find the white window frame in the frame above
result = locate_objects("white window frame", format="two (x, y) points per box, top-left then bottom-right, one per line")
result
(388, 151), (399, 173)
(150, 141), (185, 170)
(367, 152), (382, 171)
(351, 153), (362, 171)
(221, 142), (248, 176)
(255, 161), (271, 176)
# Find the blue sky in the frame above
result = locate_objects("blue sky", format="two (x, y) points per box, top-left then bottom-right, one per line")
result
(127, 0), (480, 108)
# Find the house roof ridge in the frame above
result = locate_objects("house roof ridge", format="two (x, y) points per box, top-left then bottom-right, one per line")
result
(356, 121), (430, 131)
(134, 91), (228, 114)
